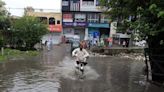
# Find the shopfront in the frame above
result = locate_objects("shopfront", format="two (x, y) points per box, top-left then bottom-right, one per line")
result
(87, 23), (110, 45)
(63, 22), (87, 40)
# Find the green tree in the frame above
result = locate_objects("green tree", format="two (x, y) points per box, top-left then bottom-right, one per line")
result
(100, 0), (164, 36)
(100, 0), (164, 82)
(0, 0), (10, 47)
(12, 16), (48, 50)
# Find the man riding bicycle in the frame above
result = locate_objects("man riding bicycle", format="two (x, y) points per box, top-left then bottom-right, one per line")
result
(72, 42), (89, 69)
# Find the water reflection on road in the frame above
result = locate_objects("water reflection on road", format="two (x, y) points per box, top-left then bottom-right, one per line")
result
(0, 44), (163, 92)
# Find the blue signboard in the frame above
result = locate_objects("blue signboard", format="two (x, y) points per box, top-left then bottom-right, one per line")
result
(88, 23), (109, 28)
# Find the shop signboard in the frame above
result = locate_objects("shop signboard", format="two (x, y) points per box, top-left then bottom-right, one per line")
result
(88, 23), (109, 28)
(49, 25), (62, 32)
(63, 22), (73, 26)
(63, 13), (73, 22)
(63, 22), (87, 27)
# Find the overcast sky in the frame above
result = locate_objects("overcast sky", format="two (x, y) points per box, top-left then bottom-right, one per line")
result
(2, 0), (61, 16)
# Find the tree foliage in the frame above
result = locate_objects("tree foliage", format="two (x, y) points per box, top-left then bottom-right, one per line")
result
(0, 0), (9, 29)
(99, 0), (164, 36)
(0, 0), (10, 47)
(11, 16), (48, 50)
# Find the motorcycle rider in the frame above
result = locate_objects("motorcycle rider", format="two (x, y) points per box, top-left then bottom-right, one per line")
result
(72, 42), (89, 69)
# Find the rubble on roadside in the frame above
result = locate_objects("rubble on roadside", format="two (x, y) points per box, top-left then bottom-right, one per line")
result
(89, 51), (145, 61)
(116, 53), (145, 61)
(89, 51), (107, 57)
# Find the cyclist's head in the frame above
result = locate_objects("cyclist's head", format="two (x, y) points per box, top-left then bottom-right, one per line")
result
(79, 42), (84, 51)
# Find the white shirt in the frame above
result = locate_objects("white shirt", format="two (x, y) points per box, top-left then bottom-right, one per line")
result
(72, 48), (89, 61)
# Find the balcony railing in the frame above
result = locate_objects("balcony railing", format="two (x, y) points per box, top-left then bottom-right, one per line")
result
(82, 1), (94, 6)
(70, 1), (80, 11)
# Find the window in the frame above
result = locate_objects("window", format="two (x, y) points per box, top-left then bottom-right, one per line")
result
(70, 1), (80, 11)
(49, 17), (55, 25)
(101, 15), (109, 23)
(74, 14), (86, 22)
(87, 14), (99, 23)
(37, 17), (47, 24)
(62, 0), (69, 6)
(57, 20), (60, 24)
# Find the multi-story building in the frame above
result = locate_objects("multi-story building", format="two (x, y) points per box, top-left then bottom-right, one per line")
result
(62, 0), (110, 42)
(25, 7), (62, 33)
(25, 7), (62, 44)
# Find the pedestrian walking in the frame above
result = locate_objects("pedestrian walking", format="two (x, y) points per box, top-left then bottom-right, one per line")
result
(122, 40), (126, 47)
(47, 41), (51, 51)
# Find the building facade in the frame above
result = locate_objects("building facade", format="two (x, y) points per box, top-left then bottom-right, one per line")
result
(62, 0), (110, 43)
(25, 7), (62, 33)
(25, 7), (62, 44)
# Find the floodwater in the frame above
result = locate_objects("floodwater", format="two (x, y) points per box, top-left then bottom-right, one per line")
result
(0, 44), (164, 92)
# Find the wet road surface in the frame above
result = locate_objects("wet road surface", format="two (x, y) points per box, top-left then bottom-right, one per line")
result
(0, 44), (164, 92)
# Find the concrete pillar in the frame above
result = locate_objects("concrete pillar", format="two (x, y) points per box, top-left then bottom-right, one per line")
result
(110, 22), (117, 37)
(84, 28), (88, 40)
(80, 0), (82, 10)
(94, 0), (96, 6)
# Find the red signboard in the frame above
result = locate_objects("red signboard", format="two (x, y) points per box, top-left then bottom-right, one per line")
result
(49, 25), (62, 32)
(63, 13), (73, 22)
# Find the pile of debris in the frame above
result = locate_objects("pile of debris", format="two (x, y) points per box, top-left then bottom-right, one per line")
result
(115, 53), (145, 61)
(89, 52), (107, 57)
(89, 51), (145, 61)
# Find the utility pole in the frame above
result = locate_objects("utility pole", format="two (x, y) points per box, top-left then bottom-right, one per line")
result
(1, 34), (4, 56)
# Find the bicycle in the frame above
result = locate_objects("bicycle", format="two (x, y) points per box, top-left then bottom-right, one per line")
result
(74, 57), (88, 79)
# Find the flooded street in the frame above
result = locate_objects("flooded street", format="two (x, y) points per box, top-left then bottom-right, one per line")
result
(0, 44), (163, 92)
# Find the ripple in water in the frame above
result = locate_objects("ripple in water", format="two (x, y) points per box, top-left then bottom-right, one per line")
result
(5, 68), (61, 92)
